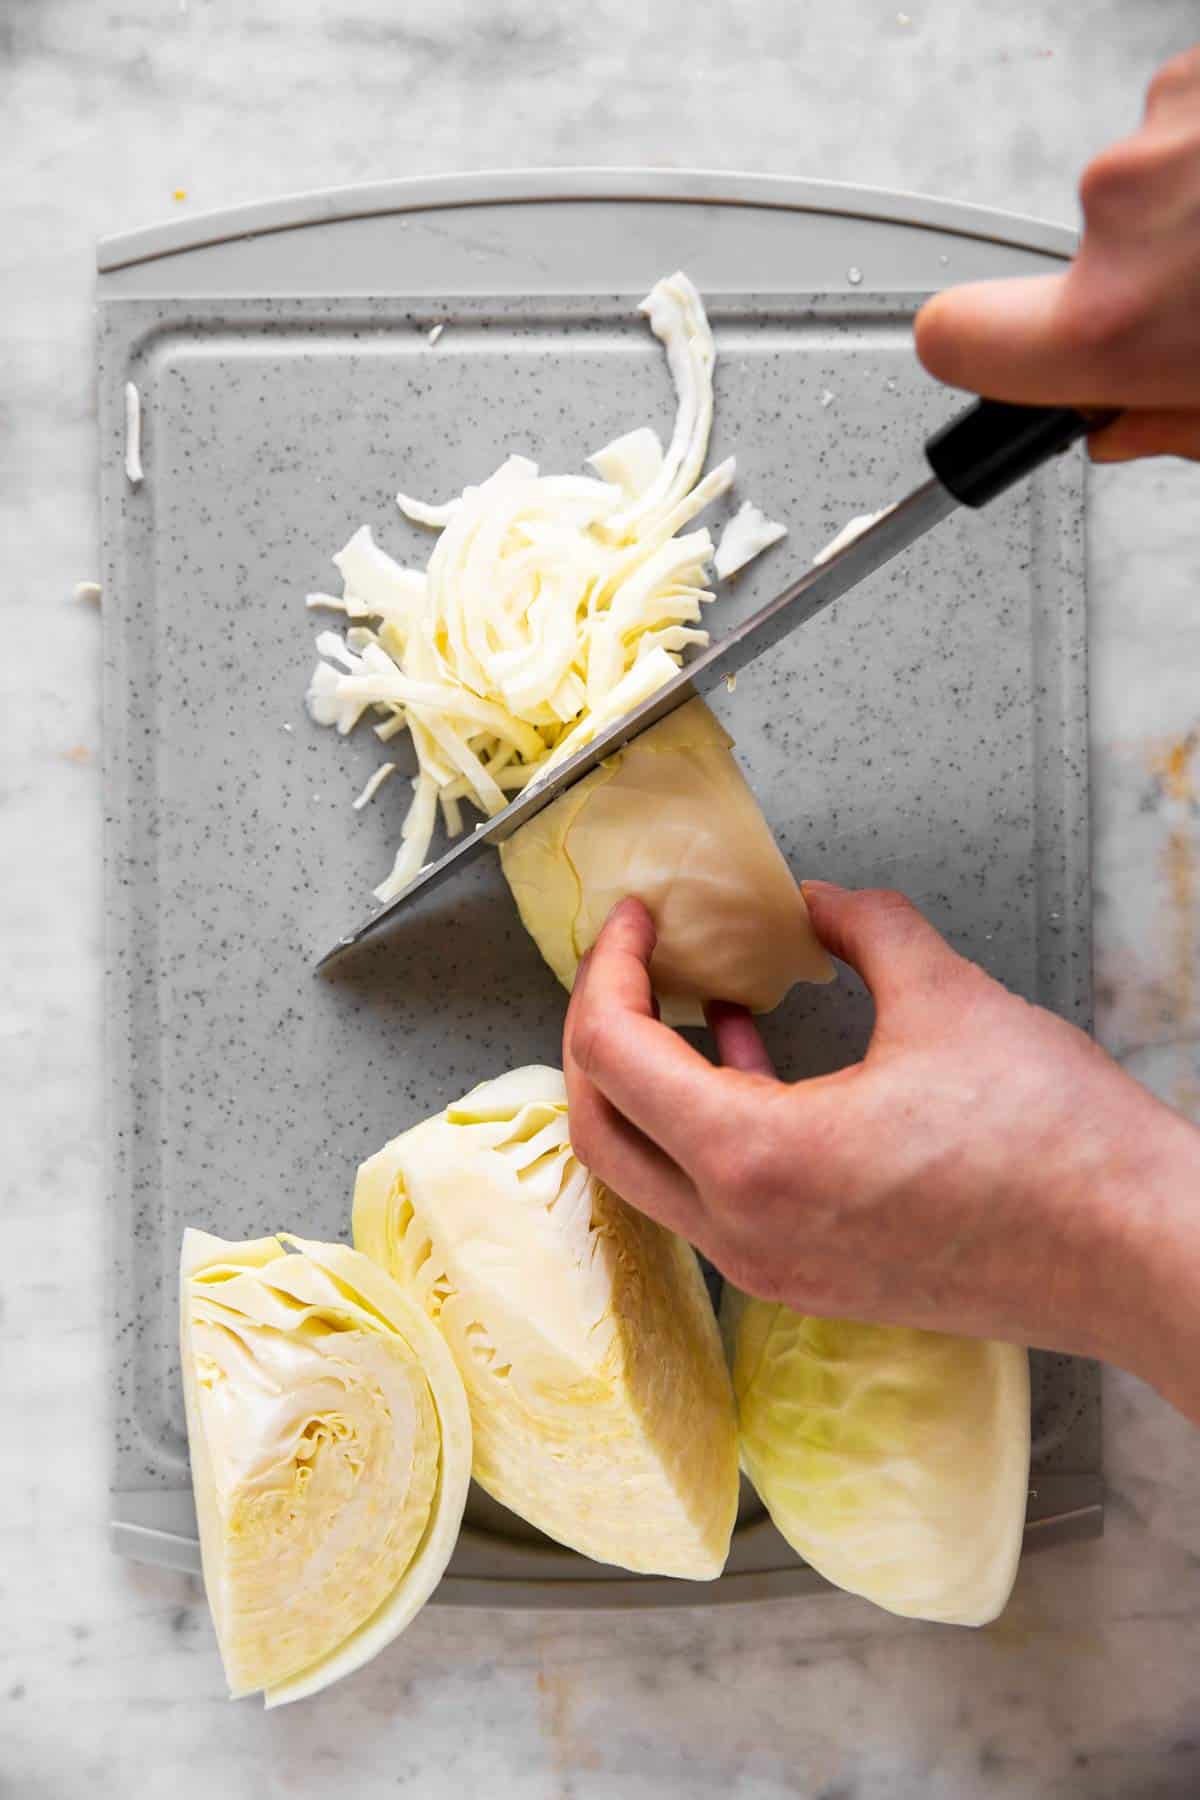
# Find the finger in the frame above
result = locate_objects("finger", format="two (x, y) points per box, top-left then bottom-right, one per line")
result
(564, 924), (705, 1235)
(1088, 408), (1200, 464)
(799, 882), (965, 1011)
(915, 274), (1096, 405)
(1143, 46), (1200, 127)
(562, 1061), (705, 1241)
(564, 898), (746, 1174)
(706, 1001), (776, 1077)
(915, 268), (1199, 410)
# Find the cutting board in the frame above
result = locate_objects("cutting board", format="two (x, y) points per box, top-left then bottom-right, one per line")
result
(99, 173), (1101, 1604)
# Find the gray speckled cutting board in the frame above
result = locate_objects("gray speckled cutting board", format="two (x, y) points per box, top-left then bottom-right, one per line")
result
(99, 176), (1101, 1603)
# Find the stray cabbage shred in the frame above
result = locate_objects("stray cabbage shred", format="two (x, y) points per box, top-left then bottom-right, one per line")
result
(305, 272), (784, 901)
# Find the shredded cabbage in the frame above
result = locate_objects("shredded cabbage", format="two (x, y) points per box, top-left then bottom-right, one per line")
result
(180, 1231), (471, 1706)
(303, 273), (778, 902)
(353, 1067), (739, 1578)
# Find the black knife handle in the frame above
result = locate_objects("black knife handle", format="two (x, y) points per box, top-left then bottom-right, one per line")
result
(925, 399), (1119, 508)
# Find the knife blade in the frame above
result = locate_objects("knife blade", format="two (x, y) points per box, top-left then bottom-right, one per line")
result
(317, 399), (1107, 971)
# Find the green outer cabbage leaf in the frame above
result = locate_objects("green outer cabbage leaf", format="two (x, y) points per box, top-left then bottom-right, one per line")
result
(724, 1288), (1031, 1625)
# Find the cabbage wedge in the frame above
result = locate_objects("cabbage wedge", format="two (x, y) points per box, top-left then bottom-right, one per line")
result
(353, 1066), (738, 1578)
(500, 698), (833, 1024)
(724, 1289), (1031, 1626)
(180, 1231), (471, 1705)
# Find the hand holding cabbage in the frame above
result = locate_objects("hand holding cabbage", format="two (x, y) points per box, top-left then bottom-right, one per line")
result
(564, 885), (1200, 1423)
(501, 698), (831, 1023)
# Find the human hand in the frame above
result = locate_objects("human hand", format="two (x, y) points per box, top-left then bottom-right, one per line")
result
(563, 888), (1200, 1421)
(915, 46), (1200, 464)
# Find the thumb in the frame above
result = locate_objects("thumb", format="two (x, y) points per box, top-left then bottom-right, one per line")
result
(914, 273), (1121, 409)
(799, 883), (964, 1011)
(1088, 407), (1200, 464)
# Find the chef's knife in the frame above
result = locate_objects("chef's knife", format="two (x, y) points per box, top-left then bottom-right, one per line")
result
(318, 398), (1111, 971)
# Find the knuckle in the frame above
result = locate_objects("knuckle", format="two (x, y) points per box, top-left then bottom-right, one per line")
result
(1077, 135), (1167, 222)
(1079, 132), (1191, 230)
(568, 1112), (603, 1176)
(870, 885), (916, 913)
(1079, 137), (1137, 209)
(856, 886), (919, 925)
(1077, 143), (1129, 220)
(1146, 48), (1200, 110)
(703, 1120), (781, 1205)
(568, 1004), (619, 1084)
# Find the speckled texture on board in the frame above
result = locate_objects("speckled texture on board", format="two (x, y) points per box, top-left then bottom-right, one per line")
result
(99, 287), (1095, 1543)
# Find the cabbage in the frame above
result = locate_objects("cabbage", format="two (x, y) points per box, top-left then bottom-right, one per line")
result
(500, 697), (833, 1025)
(811, 505), (894, 566)
(302, 272), (786, 905)
(724, 1289), (1031, 1625)
(353, 1066), (739, 1578)
(713, 500), (787, 579)
(586, 425), (664, 497)
(179, 1230), (471, 1705)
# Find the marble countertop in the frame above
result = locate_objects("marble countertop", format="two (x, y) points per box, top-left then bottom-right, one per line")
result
(4, 2), (1199, 1794)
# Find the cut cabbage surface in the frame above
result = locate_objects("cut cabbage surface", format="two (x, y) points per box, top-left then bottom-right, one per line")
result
(353, 1066), (739, 1578)
(724, 1289), (1031, 1626)
(180, 1231), (471, 1706)
(500, 697), (833, 1024)
(303, 272), (794, 903)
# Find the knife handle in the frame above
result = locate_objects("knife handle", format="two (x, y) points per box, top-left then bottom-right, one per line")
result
(924, 399), (1119, 508)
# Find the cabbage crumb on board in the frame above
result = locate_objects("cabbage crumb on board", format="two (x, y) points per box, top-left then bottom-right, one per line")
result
(303, 272), (790, 902)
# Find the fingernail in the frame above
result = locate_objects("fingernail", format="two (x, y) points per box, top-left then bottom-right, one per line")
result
(800, 879), (844, 899)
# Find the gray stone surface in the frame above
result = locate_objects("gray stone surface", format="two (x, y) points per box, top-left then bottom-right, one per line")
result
(4, 2), (1200, 1795)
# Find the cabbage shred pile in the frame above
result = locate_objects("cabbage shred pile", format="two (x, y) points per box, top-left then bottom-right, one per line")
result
(306, 273), (740, 902)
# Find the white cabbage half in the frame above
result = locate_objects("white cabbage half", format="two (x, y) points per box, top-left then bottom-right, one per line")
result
(180, 1231), (471, 1706)
(353, 1066), (739, 1578)
(302, 272), (794, 904)
(724, 1289), (1031, 1625)
(500, 697), (833, 1025)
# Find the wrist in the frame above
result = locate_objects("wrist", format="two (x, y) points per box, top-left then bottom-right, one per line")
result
(1089, 1097), (1200, 1418)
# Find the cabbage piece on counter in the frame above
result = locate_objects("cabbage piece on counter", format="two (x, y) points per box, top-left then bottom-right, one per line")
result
(180, 1231), (471, 1706)
(353, 1066), (739, 1578)
(723, 1289), (1030, 1625)
(500, 697), (833, 1025)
